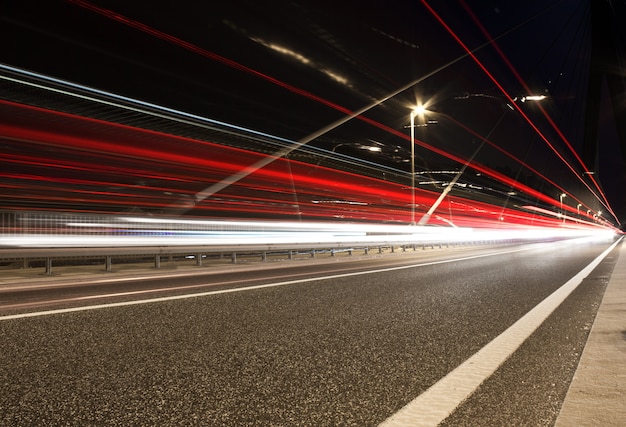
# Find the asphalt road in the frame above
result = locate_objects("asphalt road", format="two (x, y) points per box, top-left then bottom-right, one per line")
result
(0, 238), (620, 426)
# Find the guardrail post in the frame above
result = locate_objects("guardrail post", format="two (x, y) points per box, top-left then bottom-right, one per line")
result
(196, 253), (202, 266)
(155, 255), (161, 269)
(364, 247), (369, 255)
(105, 256), (112, 272)
(231, 252), (237, 264)
(22, 258), (29, 269)
(288, 250), (293, 260)
(378, 246), (383, 254)
(45, 257), (52, 275)
(261, 251), (267, 262)
(391, 246), (395, 253)
(348, 249), (353, 256)
(310, 250), (315, 258)
(331, 250), (335, 257)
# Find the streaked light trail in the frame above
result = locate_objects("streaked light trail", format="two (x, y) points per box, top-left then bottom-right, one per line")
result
(421, 0), (618, 223)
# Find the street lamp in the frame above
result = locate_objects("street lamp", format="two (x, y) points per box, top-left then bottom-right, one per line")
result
(559, 193), (567, 222)
(577, 203), (582, 222)
(409, 106), (425, 225)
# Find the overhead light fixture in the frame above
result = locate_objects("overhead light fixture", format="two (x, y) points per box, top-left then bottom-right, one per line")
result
(413, 105), (426, 115)
(515, 95), (547, 102)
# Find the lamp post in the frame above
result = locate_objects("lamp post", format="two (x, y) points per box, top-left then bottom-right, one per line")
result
(409, 106), (425, 225)
(560, 193), (567, 222)
(577, 203), (582, 222)
(410, 110), (415, 225)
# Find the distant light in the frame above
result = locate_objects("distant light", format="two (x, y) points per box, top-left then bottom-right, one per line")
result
(365, 146), (382, 152)
(519, 95), (547, 102)
(264, 42), (311, 65)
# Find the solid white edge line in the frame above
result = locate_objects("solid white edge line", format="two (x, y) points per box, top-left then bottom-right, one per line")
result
(379, 237), (622, 427)
(0, 245), (541, 321)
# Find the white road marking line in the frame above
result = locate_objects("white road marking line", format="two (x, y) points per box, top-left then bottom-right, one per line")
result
(379, 238), (621, 427)
(0, 246), (537, 321)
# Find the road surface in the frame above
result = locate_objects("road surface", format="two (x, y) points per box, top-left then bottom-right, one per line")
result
(0, 238), (620, 425)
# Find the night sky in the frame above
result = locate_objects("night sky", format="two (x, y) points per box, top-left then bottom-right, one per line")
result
(2, 0), (625, 225)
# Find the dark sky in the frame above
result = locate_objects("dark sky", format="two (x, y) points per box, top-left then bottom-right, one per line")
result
(2, 0), (625, 224)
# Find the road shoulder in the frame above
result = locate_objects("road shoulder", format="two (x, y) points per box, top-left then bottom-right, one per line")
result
(555, 240), (626, 426)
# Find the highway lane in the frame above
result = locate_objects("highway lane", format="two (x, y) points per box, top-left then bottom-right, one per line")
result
(0, 237), (620, 426)
(0, 243), (558, 314)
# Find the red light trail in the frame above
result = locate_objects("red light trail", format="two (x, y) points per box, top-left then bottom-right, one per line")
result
(422, 0), (617, 223)
(0, 2), (616, 232)
(64, 0), (595, 222)
(0, 97), (613, 232)
(456, 0), (612, 217)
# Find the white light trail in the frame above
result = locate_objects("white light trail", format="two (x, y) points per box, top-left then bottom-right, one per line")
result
(2, 218), (617, 248)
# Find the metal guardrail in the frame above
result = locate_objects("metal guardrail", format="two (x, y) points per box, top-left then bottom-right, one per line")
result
(0, 210), (526, 275)
(0, 238), (503, 276)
